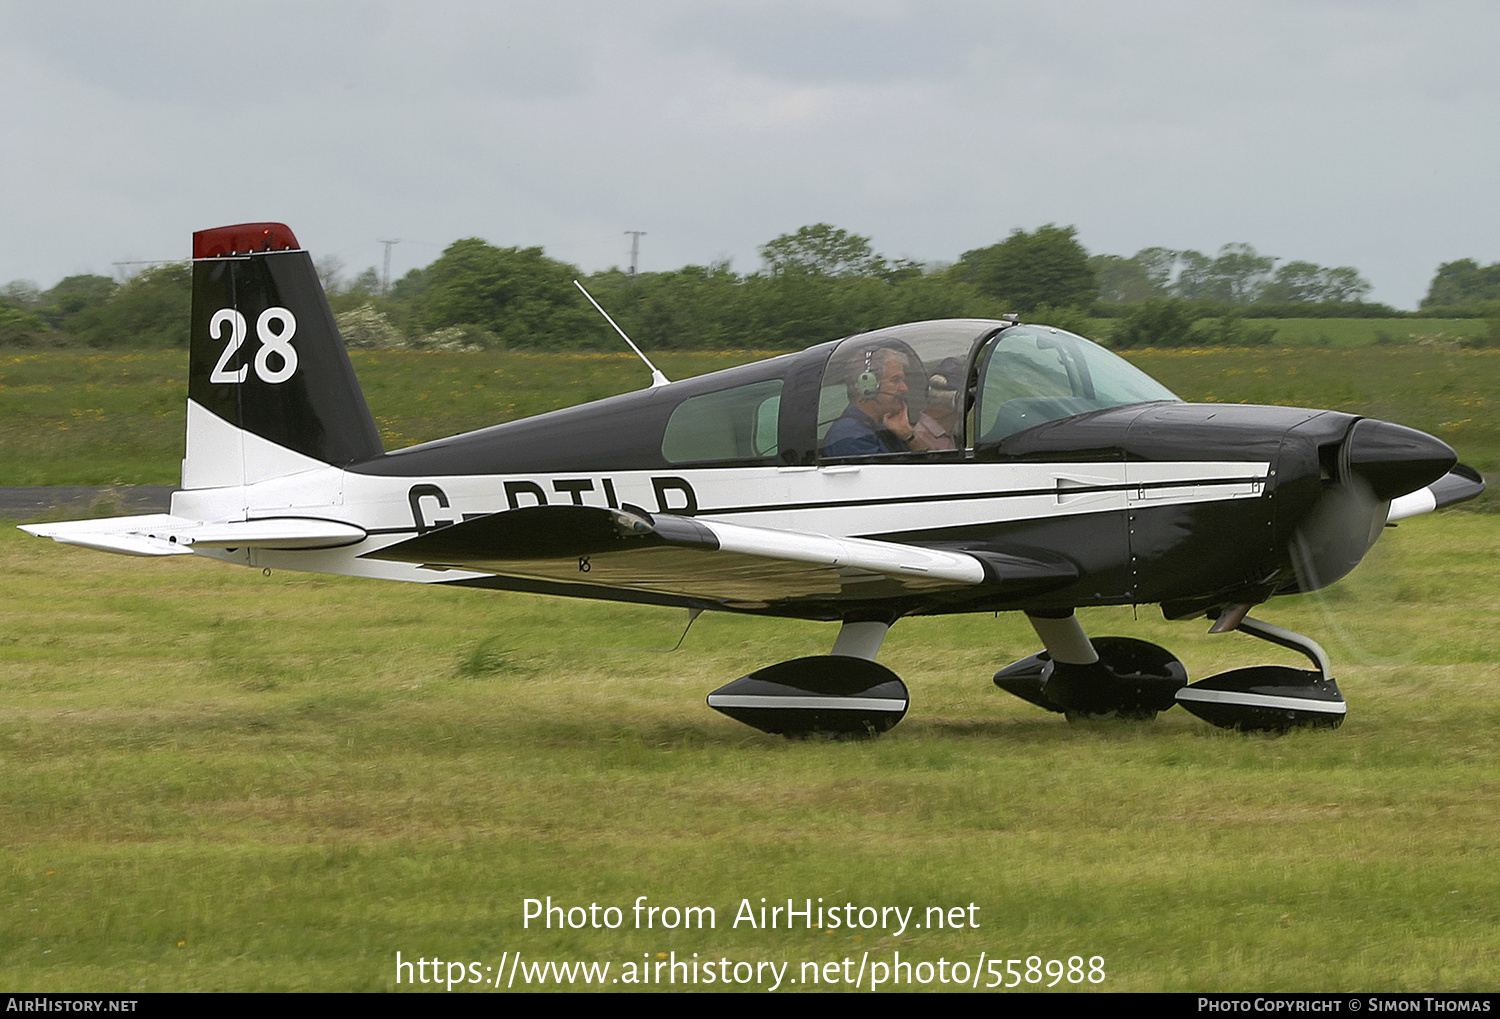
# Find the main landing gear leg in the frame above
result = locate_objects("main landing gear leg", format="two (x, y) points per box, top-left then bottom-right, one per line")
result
(830, 619), (890, 661)
(1027, 612), (1099, 668)
(993, 610), (1188, 721)
(1174, 608), (1346, 731)
(706, 617), (909, 738)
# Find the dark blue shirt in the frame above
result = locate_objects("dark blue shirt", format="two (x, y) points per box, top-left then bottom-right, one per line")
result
(821, 404), (909, 458)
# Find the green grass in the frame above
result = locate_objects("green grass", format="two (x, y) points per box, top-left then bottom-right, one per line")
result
(0, 349), (770, 486)
(3, 340), (1498, 990)
(2, 515), (1498, 992)
(1081, 317), (1490, 348)
(0, 350), (187, 486)
(1249, 317), (1488, 348)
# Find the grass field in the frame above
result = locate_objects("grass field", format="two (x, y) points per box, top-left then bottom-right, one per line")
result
(1245, 317), (1488, 348)
(1085, 317), (1491, 349)
(1, 515), (1497, 992)
(3, 341), (1497, 992)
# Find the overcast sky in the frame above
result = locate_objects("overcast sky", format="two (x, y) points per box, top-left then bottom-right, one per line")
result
(3, 0), (1497, 309)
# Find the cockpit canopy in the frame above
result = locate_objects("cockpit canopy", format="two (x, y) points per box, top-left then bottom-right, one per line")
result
(368, 318), (1182, 476)
(814, 320), (1180, 459)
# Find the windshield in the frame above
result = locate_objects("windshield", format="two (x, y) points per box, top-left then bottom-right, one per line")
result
(973, 325), (1179, 445)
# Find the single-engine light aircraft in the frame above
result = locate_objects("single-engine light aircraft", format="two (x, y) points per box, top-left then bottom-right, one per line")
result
(22, 223), (1486, 736)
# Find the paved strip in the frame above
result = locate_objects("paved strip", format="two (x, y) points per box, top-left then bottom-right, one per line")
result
(0, 486), (177, 519)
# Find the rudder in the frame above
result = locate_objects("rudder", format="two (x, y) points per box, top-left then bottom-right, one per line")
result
(185, 222), (382, 488)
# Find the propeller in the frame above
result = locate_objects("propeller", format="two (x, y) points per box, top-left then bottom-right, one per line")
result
(1288, 435), (1385, 596)
(1284, 416), (1460, 670)
(1179, 417), (1459, 731)
(1288, 417), (1453, 595)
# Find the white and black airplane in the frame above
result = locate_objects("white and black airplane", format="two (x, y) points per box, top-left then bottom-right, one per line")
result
(21, 223), (1486, 737)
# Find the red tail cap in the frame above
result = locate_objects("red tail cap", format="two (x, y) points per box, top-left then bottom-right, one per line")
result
(193, 223), (301, 259)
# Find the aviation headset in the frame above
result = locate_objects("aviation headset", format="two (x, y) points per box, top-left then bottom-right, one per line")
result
(855, 348), (883, 398)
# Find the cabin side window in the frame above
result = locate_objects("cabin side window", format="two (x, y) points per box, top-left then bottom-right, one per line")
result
(661, 380), (783, 464)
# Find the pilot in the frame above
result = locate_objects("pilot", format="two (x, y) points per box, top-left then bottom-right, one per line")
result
(910, 356), (965, 452)
(821, 346), (915, 457)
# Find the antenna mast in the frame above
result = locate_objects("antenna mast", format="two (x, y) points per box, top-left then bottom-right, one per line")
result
(573, 280), (669, 388)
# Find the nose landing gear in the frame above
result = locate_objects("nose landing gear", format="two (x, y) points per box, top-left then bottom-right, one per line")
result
(994, 608), (1347, 732)
(1175, 614), (1345, 732)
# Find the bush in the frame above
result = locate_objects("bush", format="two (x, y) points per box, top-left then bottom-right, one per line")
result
(0, 301), (52, 345)
(1191, 310), (1277, 347)
(1025, 303), (1095, 337)
(335, 304), (406, 349)
(410, 324), (493, 352)
(1458, 310), (1500, 348)
(68, 263), (191, 347)
(1108, 297), (1196, 348)
(1243, 300), (1402, 319)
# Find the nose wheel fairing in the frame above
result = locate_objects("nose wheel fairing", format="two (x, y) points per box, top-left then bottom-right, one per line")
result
(1175, 615), (1345, 731)
(1174, 665), (1344, 731)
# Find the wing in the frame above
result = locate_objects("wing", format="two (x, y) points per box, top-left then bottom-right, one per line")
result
(362, 505), (1076, 611)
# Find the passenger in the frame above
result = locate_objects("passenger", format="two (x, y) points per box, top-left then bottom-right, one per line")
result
(911, 356), (964, 451)
(821, 347), (915, 456)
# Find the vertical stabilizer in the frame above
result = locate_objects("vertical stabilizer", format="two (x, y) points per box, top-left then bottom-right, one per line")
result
(185, 223), (382, 489)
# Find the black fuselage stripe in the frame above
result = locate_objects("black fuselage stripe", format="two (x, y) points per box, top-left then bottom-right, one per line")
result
(699, 477), (1262, 517)
(357, 476), (1261, 544)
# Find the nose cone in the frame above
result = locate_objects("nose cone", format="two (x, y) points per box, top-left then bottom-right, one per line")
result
(1343, 418), (1456, 501)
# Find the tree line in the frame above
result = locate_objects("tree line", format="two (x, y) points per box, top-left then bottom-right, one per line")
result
(4, 223), (1498, 351)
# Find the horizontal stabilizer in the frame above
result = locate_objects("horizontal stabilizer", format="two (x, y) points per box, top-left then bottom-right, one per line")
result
(365, 505), (1075, 609)
(20, 515), (367, 556)
(18, 515), (195, 557)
